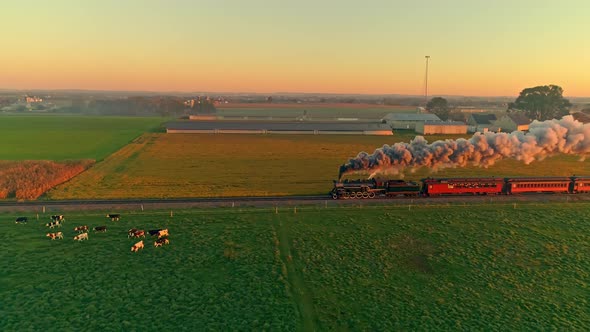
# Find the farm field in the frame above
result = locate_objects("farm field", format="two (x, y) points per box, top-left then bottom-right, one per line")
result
(216, 102), (415, 119)
(1, 203), (589, 330)
(0, 115), (164, 161)
(48, 133), (590, 199)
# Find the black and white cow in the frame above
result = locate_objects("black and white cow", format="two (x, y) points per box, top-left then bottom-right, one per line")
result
(51, 215), (65, 222)
(148, 229), (164, 236)
(93, 226), (107, 232)
(15, 217), (28, 224)
(106, 214), (120, 221)
(45, 220), (62, 229)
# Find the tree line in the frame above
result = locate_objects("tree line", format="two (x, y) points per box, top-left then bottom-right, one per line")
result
(51, 96), (217, 116)
(427, 84), (571, 122)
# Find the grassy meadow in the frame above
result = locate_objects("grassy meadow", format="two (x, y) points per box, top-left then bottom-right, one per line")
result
(0, 115), (164, 161)
(1, 203), (589, 330)
(48, 133), (590, 199)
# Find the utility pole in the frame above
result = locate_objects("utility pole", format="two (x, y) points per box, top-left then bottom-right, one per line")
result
(424, 56), (430, 106)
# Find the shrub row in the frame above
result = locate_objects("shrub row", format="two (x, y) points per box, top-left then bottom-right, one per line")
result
(0, 160), (94, 199)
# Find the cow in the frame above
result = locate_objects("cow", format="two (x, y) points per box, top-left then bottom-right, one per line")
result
(154, 237), (169, 247)
(93, 226), (107, 232)
(106, 214), (120, 221)
(157, 229), (169, 239)
(127, 228), (139, 238)
(74, 233), (88, 241)
(131, 240), (144, 252)
(148, 229), (164, 236)
(74, 225), (89, 233)
(15, 217), (28, 224)
(46, 232), (63, 240)
(45, 220), (62, 229)
(132, 230), (145, 238)
(51, 215), (65, 222)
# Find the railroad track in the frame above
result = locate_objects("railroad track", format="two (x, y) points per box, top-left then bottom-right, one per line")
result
(0, 193), (588, 212)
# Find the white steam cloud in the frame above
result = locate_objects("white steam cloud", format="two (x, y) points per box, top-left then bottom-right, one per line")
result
(339, 116), (590, 178)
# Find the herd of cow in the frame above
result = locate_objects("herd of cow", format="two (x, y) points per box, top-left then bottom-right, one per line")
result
(15, 213), (170, 252)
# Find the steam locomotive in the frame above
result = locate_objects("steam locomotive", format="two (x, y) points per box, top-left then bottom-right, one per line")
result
(331, 176), (590, 199)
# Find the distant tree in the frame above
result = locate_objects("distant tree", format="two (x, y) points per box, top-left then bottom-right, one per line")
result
(192, 97), (217, 114)
(508, 85), (571, 121)
(426, 97), (450, 120)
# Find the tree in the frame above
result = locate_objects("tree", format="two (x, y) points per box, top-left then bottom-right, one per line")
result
(508, 85), (571, 121)
(426, 97), (450, 120)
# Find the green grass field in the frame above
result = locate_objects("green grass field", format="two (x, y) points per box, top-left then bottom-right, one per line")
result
(1, 203), (588, 330)
(216, 106), (415, 119)
(0, 115), (164, 161)
(48, 133), (590, 199)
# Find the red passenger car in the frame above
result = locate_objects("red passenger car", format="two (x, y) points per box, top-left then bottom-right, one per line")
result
(421, 178), (504, 196)
(570, 176), (590, 193)
(506, 177), (570, 194)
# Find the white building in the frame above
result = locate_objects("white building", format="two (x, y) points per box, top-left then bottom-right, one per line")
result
(381, 113), (441, 130)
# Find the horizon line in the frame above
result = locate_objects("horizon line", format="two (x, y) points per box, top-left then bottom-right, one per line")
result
(0, 87), (588, 99)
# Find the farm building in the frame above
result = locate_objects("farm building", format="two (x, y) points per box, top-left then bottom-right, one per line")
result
(381, 113), (441, 130)
(165, 121), (394, 135)
(493, 113), (531, 132)
(573, 112), (590, 123)
(416, 121), (468, 135)
(467, 113), (497, 133)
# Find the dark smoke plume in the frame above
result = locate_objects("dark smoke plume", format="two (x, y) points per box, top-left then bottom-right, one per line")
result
(339, 116), (590, 179)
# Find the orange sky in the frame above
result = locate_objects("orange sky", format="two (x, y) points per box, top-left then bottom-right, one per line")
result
(1, 0), (588, 97)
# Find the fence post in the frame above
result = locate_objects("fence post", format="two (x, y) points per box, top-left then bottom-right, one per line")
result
(513, 203), (516, 209)
(408, 204), (412, 211)
(43, 206), (45, 213)
(275, 206), (278, 214)
(294, 207), (297, 214)
(170, 210), (173, 217)
(141, 204), (144, 211)
(232, 202), (235, 208)
(36, 213), (39, 220)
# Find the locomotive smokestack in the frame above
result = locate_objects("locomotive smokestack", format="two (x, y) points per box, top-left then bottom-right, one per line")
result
(339, 116), (590, 177)
(338, 165), (346, 181)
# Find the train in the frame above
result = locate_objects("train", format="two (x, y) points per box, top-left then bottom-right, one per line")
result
(331, 176), (590, 199)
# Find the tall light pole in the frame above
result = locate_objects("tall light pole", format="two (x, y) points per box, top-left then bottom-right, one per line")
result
(424, 55), (430, 106)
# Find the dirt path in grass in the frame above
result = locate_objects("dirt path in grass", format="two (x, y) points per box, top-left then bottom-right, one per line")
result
(274, 219), (318, 331)
(47, 134), (158, 199)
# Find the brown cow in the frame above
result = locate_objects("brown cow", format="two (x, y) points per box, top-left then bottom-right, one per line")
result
(154, 237), (170, 247)
(157, 229), (169, 239)
(46, 232), (63, 240)
(131, 240), (144, 252)
(132, 230), (145, 238)
(74, 225), (89, 233)
(74, 233), (89, 241)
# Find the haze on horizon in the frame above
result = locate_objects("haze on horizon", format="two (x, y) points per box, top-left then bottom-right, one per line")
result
(1, 0), (588, 97)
